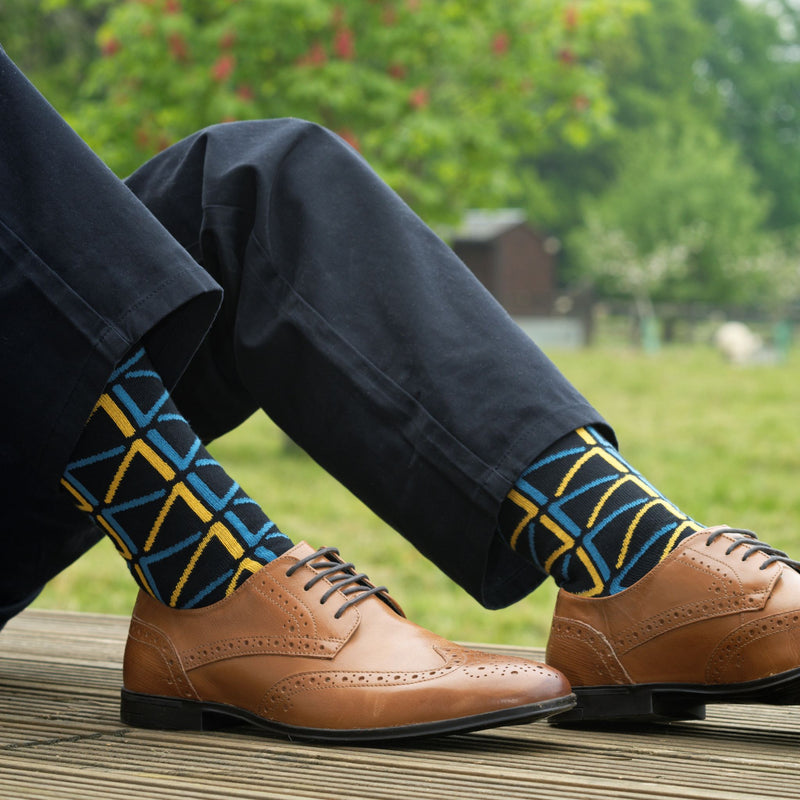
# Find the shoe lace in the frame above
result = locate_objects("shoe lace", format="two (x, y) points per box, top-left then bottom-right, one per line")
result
(705, 527), (800, 572)
(284, 546), (393, 619)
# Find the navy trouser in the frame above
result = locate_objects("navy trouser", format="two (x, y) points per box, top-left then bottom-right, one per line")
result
(0, 50), (611, 627)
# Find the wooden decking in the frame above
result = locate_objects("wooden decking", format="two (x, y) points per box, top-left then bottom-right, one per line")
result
(1, 609), (798, 800)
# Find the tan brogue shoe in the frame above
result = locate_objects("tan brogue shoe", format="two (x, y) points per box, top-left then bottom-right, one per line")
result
(546, 526), (800, 723)
(122, 542), (574, 741)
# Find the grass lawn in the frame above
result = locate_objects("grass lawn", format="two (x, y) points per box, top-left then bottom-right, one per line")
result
(33, 343), (800, 646)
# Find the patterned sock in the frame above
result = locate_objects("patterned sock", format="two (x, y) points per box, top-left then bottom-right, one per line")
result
(61, 347), (293, 608)
(498, 426), (703, 596)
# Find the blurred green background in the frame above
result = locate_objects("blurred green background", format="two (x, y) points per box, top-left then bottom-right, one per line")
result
(4, 0), (800, 643)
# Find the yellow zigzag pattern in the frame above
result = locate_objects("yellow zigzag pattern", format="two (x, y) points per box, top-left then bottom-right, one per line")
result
(507, 427), (702, 596)
(61, 392), (262, 606)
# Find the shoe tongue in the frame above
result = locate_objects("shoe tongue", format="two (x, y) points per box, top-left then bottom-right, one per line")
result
(697, 525), (732, 536)
(280, 541), (318, 561)
(287, 543), (407, 619)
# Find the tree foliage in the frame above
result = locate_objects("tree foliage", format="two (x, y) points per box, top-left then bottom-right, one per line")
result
(696, 0), (800, 230)
(573, 119), (770, 303)
(4, 0), (800, 313)
(0, 0), (112, 102)
(64, 0), (638, 223)
(562, 0), (800, 310)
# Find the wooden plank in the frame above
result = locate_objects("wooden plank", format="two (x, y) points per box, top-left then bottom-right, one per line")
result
(2, 610), (799, 800)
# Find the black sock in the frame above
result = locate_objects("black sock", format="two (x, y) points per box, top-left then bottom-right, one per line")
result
(61, 347), (293, 607)
(498, 426), (703, 595)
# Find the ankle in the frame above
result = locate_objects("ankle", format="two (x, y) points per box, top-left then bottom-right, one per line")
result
(499, 426), (702, 596)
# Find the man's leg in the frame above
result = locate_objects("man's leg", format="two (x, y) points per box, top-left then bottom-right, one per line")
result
(0, 47), (220, 628)
(1, 56), (574, 740)
(60, 345), (294, 608)
(60, 347), (572, 741)
(127, 119), (800, 724)
(497, 424), (704, 596)
(55, 343), (573, 740)
(126, 119), (608, 611)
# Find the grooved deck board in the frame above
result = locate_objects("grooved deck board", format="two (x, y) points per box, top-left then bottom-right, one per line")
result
(2, 610), (798, 800)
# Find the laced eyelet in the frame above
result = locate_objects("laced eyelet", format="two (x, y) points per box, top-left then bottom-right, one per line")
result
(706, 527), (800, 572)
(285, 546), (392, 617)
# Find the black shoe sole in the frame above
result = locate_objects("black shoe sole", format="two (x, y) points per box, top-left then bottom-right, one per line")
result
(120, 688), (577, 742)
(552, 666), (800, 725)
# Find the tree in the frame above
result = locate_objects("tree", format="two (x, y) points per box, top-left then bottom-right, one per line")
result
(66, 0), (639, 224)
(570, 118), (771, 308)
(695, 0), (800, 230)
(528, 0), (717, 235)
(572, 216), (708, 348)
(0, 0), (112, 107)
(532, 0), (800, 235)
(551, 0), (800, 316)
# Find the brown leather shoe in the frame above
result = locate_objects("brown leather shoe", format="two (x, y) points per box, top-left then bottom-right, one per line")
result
(121, 542), (574, 741)
(546, 526), (800, 723)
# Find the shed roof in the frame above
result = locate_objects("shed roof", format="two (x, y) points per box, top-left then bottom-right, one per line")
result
(452, 209), (528, 242)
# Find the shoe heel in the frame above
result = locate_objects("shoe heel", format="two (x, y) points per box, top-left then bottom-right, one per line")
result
(554, 686), (706, 724)
(121, 689), (208, 731)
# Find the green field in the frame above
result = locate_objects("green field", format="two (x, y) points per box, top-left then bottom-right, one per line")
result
(33, 344), (800, 646)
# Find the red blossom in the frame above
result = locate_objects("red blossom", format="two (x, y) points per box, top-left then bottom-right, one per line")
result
(408, 86), (429, 109)
(564, 5), (579, 30)
(219, 30), (237, 50)
(571, 94), (590, 111)
(296, 41), (327, 67)
(388, 62), (406, 79)
(167, 32), (190, 62)
(237, 84), (255, 101)
(211, 53), (236, 82)
(334, 27), (355, 60)
(100, 37), (121, 57)
(382, 6), (397, 26)
(337, 128), (361, 151)
(558, 47), (576, 65)
(164, 0), (181, 13)
(492, 32), (510, 56)
(135, 127), (150, 148)
(309, 41), (327, 65)
(331, 5), (345, 26)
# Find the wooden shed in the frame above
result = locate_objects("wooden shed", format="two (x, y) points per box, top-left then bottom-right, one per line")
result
(451, 209), (558, 316)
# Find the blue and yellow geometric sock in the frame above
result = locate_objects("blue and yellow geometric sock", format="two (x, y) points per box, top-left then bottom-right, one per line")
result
(498, 426), (703, 596)
(61, 347), (293, 608)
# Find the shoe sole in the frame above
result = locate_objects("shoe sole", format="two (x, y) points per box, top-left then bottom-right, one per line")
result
(120, 689), (577, 742)
(553, 666), (800, 724)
